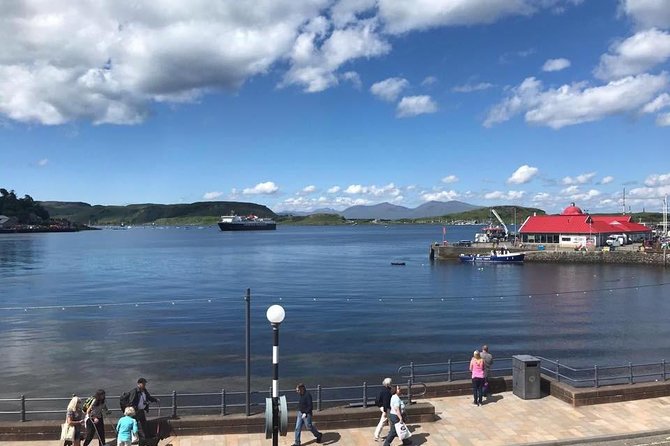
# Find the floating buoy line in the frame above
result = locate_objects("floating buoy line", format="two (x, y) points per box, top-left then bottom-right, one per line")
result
(1, 281), (669, 313)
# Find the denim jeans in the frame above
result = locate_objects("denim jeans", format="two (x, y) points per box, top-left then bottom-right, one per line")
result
(294, 411), (320, 445)
(472, 377), (485, 404)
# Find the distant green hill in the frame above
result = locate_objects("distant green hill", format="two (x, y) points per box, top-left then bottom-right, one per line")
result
(409, 205), (546, 225)
(277, 213), (347, 225)
(41, 201), (276, 225)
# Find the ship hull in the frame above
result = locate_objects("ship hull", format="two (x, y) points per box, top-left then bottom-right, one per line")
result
(217, 222), (276, 231)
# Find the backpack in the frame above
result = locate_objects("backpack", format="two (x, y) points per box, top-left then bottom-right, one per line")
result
(119, 391), (132, 411)
(82, 396), (96, 412)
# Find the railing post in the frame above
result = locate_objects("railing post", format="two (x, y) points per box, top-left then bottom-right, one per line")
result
(447, 359), (452, 382)
(171, 390), (177, 419)
(629, 362), (634, 384)
(663, 359), (667, 381)
(221, 389), (226, 416)
(556, 360), (560, 382)
(20, 395), (26, 422)
(594, 365), (599, 388)
(363, 382), (368, 408)
(410, 361), (415, 385)
(407, 379), (412, 405)
(317, 385), (322, 412)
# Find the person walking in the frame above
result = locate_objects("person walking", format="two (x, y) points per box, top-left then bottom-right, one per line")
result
(470, 350), (485, 406)
(481, 345), (494, 398)
(374, 378), (394, 441)
(126, 378), (159, 439)
(65, 396), (85, 446)
(382, 385), (411, 446)
(292, 383), (323, 446)
(83, 389), (109, 446)
(116, 407), (139, 446)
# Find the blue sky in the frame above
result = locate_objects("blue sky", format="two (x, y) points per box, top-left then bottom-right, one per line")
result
(1, 0), (670, 214)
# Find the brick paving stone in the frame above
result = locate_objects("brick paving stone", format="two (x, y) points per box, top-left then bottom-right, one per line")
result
(9, 393), (670, 446)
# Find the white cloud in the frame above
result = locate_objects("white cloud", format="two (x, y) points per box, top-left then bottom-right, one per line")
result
(642, 93), (670, 113)
(542, 58), (571, 72)
(344, 182), (401, 197)
(595, 29), (670, 80)
(421, 190), (460, 201)
(283, 19), (391, 92)
(452, 82), (494, 93)
(37, 158), (49, 167)
(301, 185), (317, 194)
(275, 193), (374, 212)
(441, 175), (459, 184)
(485, 73), (669, 129)
(600, 175), (615, 184)
(483, 190), (526, 200)
(341, 71), (362, 89)
(327, 186), (341, 193)
(377, 0), (579, 34)
(620, 0), (670, 29)
(330, 0), (377, 27)
(421, 76), (438, 86)
(507, 165), (539, 184)
(658, 112), (670, 125)
(396, 95), (438, 117)
(561, 185), (580, 194)
(242, 181), (279, 195)
(644, 172), (670, 186)
(533, 192), (552, 202)
(203, 191), (223, 200)
(562, 172), (597, 185)
(569, 188), (601, 202)
(370, 77), (409, 101)
(0, 0), (330, 125)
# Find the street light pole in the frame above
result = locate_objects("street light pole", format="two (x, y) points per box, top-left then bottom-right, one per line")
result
(266, 305), (285, 446)
(245, 288), (251, 416)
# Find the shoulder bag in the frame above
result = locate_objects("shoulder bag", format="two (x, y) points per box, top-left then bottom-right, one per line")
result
(60, 422), (75, 442)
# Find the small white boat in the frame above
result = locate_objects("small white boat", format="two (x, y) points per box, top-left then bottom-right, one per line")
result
(459, 251), (525, 263)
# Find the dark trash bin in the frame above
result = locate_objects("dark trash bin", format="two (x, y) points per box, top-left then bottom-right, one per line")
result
(512, 355), (541, 400)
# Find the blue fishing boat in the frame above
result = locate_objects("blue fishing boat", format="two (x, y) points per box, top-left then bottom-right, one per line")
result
(459, 251), (525, 263)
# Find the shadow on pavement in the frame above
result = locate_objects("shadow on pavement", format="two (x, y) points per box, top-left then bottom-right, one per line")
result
(483, 394), (504, 404)
(319, 431), (341, 444)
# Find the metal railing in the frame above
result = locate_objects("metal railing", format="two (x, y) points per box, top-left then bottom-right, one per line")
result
(0, 380), (426, 422)
(398, 356), (669, 389)
(398, 357), (514, 383)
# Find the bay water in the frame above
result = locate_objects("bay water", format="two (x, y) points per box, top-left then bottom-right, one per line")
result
(1, 225), (670, 398)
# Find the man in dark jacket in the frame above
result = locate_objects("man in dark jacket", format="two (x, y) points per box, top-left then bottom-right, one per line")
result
(292, 383), (323, 446)
(127, 378), (159, 440)
(374, 378), (394, 441)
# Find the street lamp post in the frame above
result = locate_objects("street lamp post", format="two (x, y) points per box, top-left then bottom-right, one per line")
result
(266, 305), (285, 446)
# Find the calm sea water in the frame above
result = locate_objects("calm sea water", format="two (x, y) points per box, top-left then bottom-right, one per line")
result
(1, 225), (670, 398)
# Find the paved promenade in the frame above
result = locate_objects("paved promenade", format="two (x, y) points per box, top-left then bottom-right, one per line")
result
(8, 392), (670, 446)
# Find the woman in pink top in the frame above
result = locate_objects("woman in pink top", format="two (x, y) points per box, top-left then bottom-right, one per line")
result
(469, 350), (486, 406)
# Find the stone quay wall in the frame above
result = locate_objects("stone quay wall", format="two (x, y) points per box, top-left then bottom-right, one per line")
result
(430, 244), (668, 266)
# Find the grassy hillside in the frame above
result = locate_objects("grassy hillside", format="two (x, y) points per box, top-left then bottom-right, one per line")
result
(41, 201), (276, 225)
(277, 213), (347, 225)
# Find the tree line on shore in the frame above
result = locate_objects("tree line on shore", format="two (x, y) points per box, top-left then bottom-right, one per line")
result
(0, 188), (51, 224)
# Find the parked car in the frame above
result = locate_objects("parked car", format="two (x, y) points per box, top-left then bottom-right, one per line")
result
(454, 240), (472, 247)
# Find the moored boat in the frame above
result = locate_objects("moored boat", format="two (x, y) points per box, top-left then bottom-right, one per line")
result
(218, 215), (276, 231)
(459, 251), (525, 263)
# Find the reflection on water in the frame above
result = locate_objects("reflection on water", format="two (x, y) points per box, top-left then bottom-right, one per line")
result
(1, 226), (670, 398)
(0, 235), (41, 272)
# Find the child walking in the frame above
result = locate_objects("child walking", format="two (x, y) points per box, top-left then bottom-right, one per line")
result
(116, 406), (139, 446)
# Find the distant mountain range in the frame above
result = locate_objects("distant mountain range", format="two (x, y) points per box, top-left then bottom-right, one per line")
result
(41, 199), (482, 225)
(282, 200), (482, 220)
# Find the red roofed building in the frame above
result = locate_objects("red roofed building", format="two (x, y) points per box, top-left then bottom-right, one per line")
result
(519, 203), (651, 248)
